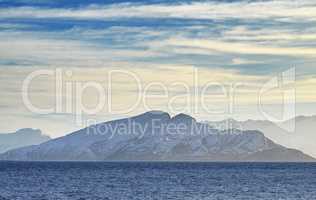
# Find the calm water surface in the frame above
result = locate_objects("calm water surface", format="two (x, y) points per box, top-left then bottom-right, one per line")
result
(0, 162), (315, 200)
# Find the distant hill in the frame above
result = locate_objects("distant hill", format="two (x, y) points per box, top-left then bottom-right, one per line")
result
(207, 116), (316, 158)
(0, 112), (314, 162)
(0, 128), (51, 153)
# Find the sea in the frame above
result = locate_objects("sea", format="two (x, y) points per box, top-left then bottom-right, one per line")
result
(0, 162), (315, 200)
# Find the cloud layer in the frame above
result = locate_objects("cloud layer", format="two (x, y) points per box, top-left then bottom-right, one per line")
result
(0, 0), (316, 137)
(1, 1), (316, 21)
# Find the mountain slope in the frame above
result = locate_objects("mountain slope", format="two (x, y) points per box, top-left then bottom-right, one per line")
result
(0, 112), (314, 162)
(207, 116), (316, 158)
(0, 128), (51, 153)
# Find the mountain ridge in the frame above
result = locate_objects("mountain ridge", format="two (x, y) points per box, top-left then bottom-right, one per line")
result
(0, 128), (51, 153)
(0, 111), (314, 162)
(207, 115), (316, 158)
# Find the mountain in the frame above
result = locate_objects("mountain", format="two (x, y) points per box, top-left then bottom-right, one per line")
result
(0, 128), (51, 153)
(0, 112), (314, 162)
(207, 115), (316, 158)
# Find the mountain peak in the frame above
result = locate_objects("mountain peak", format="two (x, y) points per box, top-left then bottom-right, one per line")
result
(0, 128), (51, 154)
(133, 110), (171, 122)
(146, 110), (169, 115)
(171, 113), (196, 124)
(15, 128), (42, 135)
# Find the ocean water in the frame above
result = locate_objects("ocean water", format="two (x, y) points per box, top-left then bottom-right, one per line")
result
(0, 162), (315, 200)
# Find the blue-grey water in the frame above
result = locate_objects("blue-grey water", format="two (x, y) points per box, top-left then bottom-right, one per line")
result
(0, 162), (315, 200)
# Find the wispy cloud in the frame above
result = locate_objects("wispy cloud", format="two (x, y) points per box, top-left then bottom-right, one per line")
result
(1, 0), (316, 136)
(159, 37), (316, 58)
(0, 33), (164, 67)
(1, 1), (316, 21)
(223, 26), (316, 42)
(231, 58), (263, 65)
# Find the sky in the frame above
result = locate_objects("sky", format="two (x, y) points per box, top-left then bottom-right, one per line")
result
(0, 0), (316, 137)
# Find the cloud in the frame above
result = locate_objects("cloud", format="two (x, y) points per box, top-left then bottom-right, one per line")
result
(223, 26), (316, 42)
(231, 58), (263, 65)
(160, 37), (316, 58)
(1, 0), (316, 138)
(0, 34), (164, 67)
(0, 0), (316, 21)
